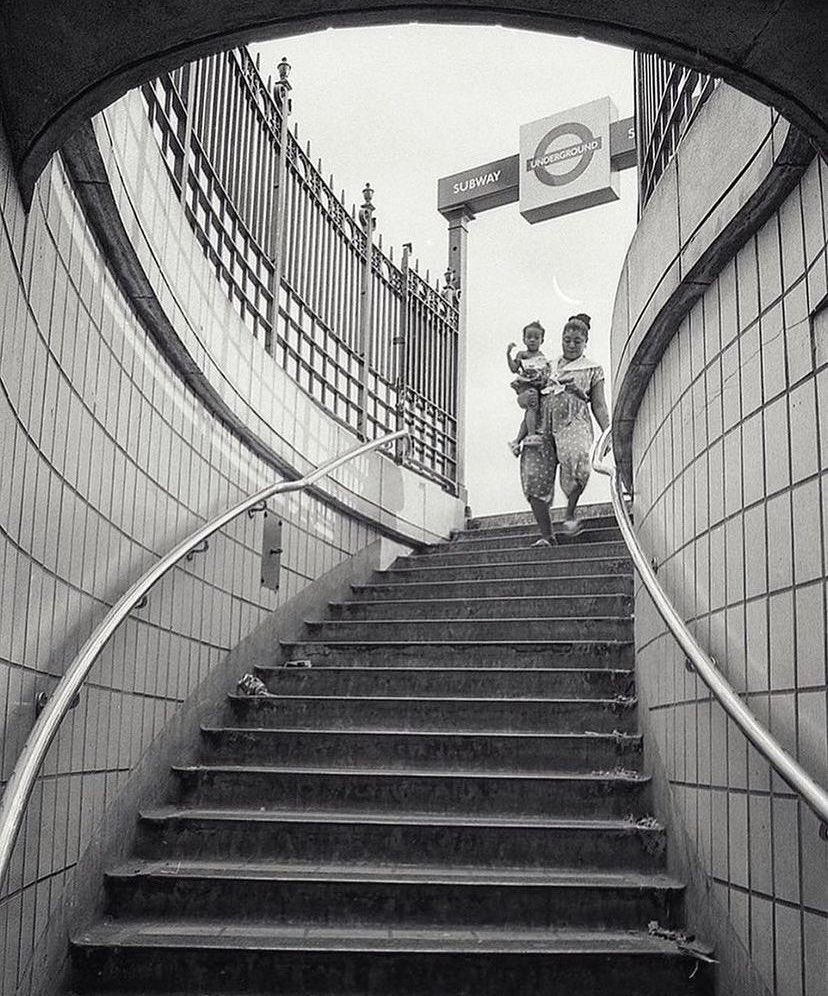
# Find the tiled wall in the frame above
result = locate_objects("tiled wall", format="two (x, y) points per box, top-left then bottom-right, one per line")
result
(0, 104), (399, 993)
(631, 153), (828, 995)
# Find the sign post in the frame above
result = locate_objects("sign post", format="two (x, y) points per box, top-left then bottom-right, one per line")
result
(435, 97), (637, 498)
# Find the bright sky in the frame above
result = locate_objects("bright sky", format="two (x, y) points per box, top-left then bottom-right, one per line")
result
(253, 25), (638, 516)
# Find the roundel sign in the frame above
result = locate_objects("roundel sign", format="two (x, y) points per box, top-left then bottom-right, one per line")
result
(528, 122), (602, 187)
(519, 96), (620, 224)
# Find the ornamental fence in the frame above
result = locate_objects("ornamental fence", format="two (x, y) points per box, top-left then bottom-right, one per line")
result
(142, 47), (459, 491)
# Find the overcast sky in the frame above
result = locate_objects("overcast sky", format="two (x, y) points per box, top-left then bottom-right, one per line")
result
(253, 25), (638, 516)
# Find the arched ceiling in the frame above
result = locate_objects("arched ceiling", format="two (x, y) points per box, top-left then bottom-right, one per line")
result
(1, 0), (825, 204)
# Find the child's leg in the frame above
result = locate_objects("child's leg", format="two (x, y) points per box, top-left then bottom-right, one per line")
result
(509, 413), (528, 456)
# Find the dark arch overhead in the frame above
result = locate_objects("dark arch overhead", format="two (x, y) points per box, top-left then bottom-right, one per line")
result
(1, 0), (826, 204)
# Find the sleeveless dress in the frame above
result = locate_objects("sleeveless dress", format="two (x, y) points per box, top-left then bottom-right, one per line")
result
(520, 354), (604, 502)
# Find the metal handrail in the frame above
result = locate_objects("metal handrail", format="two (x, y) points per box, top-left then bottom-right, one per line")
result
(0, 429), (410, 888)
(593, 427), (828, 837)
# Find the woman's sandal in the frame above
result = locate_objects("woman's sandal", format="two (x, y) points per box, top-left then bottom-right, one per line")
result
(561, 518), (583, 537)
(531, 537), (555, 547)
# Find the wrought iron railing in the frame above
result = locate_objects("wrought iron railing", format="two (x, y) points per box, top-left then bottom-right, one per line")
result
(635, 52), (718, 210)
(141, 49), (458, 491)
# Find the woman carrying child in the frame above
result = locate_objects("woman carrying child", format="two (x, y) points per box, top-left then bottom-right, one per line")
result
(515, 313), (610, 546)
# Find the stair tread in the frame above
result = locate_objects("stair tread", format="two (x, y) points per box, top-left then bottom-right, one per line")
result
(74, 920), (687, 955)
(174, 764), (648, 783)
(308, 615), (633, 623)
(283, 639), (633, 647)
(140, 806), (662, 831)
(255, 665), (633, 675)
(203, 725), (639, 740)
(335, 594), (630, 606)
(229, 692), (635, 704)
(356, 573), (630, 587)
(108, 859), (682, 890)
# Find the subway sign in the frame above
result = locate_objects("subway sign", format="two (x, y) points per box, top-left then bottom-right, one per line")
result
(437, 98), (634, 221)
(437, 155), (520, 214)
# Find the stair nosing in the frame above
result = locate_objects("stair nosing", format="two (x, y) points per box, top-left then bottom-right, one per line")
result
(202, 725), (641, 740)
(173, 763), (649, 783)
(138, 806), (664, 831)
(106, 860), (681, 890)
(228, 692), (635, 704)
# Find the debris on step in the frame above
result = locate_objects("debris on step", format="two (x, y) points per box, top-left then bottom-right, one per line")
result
(591, 767), (642, 780)
(282, 658), (313, 668)
(609, 694), (638, 713)
(585, 728), (643, 753)
(623, 813), (667, 858)
(648, 921), (718, 968)
(236, 673), (270, 696)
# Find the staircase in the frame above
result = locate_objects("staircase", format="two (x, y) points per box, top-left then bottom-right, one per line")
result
(70, 506), (711, 994)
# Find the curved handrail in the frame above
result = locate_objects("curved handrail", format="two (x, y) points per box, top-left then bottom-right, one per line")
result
(0, 429), (410, 888)
(593, 426), (828, 837)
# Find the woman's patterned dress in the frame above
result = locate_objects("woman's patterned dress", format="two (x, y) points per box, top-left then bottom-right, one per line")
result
(519, 356), (604, 503)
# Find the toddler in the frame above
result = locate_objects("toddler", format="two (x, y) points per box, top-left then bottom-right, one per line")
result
(507, 321), (557, 454)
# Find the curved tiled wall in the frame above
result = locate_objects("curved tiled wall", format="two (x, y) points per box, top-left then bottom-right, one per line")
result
(612, 84), (827, 995)
(0, 92), (462, 994)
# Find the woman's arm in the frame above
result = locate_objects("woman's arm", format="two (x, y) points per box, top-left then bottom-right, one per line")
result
(589, 379), (610, 431)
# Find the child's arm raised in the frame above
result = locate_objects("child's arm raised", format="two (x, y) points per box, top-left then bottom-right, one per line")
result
(506, 343), (522, 373)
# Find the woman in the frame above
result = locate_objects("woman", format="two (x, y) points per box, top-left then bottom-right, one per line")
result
(520, 313), (610, 545)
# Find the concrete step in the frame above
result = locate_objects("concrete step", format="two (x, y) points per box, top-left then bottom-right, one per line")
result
(71, 922), (710, 994)
(429, 527), (623, 553)
(353, 573), (634, 600)
(329, 593), (633, 622)
(466, 504), (616, 530)
(455, 514), (619, 539)
(279, 640), (635, 669)
(105, 860), (683, 930)
(302, 616), (633, 642)
(378, 556), (632, 583)
(396, 540), (630, 568)
(253, 665), (634, 699)
(227, 692), (638, 733)
(200, 727), (643, 773)
(135, 808), (667, 872)
(172, 765), (650, 819)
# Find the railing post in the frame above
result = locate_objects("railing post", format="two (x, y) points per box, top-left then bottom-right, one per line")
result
(267, 56), (292, 355)
(357, 182), (376, 440)
(394, 242), (412, 462)
(178, 62), (196, 207)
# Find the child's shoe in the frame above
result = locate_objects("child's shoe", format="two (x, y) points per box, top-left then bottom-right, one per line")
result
(523, 433), (544, 447)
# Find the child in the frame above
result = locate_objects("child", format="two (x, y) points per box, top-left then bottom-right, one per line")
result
(507, 321), (556, 455)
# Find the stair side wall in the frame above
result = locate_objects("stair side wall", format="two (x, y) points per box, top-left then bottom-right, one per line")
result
(614, 85), (828, 995)
(0, 84), (452, 996)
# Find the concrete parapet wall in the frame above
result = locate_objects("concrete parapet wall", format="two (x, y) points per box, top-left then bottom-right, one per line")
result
(612, 82), (828, 995)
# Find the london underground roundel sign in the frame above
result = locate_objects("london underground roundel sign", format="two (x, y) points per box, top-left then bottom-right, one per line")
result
(528, 122), (602, 187)
(519, 96), (620, 224)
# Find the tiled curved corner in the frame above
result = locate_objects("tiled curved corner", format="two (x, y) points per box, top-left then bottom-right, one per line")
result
(610, 84), (813, 480)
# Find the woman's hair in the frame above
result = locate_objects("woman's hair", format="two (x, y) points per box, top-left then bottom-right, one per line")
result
(565, 313), (591, 337)
(523, 320), (545, 338)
